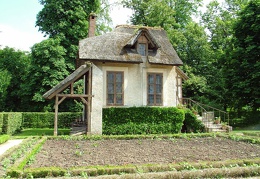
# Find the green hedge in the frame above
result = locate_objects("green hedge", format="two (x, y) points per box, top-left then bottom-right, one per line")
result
(2, 113), (23, 135)
(103, 107), (185, 135)
(182, 109), (205, 133)
(0, 113), (3, 134)
(0, 112), (82, 134)
(22, 112), (82, 128)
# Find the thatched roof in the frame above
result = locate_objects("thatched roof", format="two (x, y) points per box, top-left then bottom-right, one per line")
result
(79, 25), (183, 65)
(43, 63), (92, 100)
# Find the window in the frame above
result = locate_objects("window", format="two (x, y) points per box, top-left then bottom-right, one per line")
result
(147, 73), (163, 106)
(107, 71), (124, 105)
(138, 43), (146, 56)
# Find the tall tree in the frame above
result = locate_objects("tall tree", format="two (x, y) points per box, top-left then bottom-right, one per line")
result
(122, 0), (202, 28)
(227, 0), (260, 112)
(36, 0), (106, 69)
(21, 38), (69, 111)
(0, 47), (31, 111)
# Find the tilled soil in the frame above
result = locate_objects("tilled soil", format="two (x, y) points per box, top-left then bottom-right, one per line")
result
(29, 137), (260, 168)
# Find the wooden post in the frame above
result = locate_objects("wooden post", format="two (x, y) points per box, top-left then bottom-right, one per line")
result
(54, 96), (58, 136)
(87, 67), (92, 134)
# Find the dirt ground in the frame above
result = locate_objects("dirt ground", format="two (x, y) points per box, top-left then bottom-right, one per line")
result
(29, 137), (260, 168)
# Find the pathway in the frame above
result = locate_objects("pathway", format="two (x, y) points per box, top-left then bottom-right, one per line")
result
(0, 139), (23, 155)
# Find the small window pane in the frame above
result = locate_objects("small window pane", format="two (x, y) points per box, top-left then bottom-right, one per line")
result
(116, 94), (123, 104)
(108, 73), (114, 83)
(116, 83), (122, 93)
(116, 73), (122, 82)
(149, 84), (154, 94)
(148, 94), (154, 104)
(138, 43), (146, 56)
(108, 83), (114, 93)
(156, 95), (162, 104)
(108, 94), (114, 104)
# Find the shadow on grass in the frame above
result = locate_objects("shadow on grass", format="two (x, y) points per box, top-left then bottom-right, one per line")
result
(14, 128), (70, 137)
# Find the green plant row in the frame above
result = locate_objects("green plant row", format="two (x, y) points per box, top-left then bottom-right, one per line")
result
(17, 137), (47, 170)
(0, 134), (10, 144)
(0, 137), (39, 178)
(6, 137), (47, 178)
(7, 158), (260, 178)
(48, 132), (218, 141)
(102, 107), (204, 135)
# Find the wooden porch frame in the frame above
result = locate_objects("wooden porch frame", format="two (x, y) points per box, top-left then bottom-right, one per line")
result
(43, 63), (93, 136)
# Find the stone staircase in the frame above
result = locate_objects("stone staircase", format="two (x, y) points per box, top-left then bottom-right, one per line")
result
(197, 112), (232, 132)
(180, 98), (232, 133)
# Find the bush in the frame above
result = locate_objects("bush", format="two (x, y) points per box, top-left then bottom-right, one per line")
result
(0, 134), (10, 144)
(0, 113), (3, 134)
(22, 112), (82, 128)
(2, 113), (23, 135)
(182, 109), (205, 133)
(103, 107), (185, 135)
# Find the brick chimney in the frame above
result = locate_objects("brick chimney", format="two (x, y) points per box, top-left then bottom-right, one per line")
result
(88, 13), (97, 37)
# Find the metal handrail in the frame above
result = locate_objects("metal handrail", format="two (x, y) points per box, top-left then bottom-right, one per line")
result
(180, 98), (230, 126)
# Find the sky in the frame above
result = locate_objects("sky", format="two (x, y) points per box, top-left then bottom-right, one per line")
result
(0, 0), (217, 52)
(0, 0), (132, 51)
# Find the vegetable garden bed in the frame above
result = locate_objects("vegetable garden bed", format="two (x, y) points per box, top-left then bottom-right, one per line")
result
(1, 133), (260, 178)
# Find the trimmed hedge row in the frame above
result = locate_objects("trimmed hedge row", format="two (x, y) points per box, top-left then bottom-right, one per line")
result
(22, 112), (82, 128)
(0, 112), (82, 135)
(0, 113), (23, 135)
(103, 107), (185, 135)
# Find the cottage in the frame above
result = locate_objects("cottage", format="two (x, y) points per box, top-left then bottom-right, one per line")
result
(43, 15), (188, 135)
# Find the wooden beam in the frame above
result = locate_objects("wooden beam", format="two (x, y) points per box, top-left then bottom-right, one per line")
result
(58, 96), (66, 105)
(80, 97), (88, 105)
(54, 96), (59, 136)
(56, 94), (94, 98)
(70, 82), (74, 94)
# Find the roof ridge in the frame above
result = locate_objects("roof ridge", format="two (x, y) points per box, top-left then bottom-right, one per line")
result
(115, 24), (163, 31)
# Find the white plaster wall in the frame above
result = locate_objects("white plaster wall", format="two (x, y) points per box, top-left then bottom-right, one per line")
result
(101, 62), (178, 108)
(90, 64), (103, 134)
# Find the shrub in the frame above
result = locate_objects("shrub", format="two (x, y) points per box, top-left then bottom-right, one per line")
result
(2, 113), (23, 135)
(0, 134), (10, 144)
(0, 113), (3, 134)
(182, 109), (205, 133)
(103, 107), (185, 135)
(22, 112), (82, 128)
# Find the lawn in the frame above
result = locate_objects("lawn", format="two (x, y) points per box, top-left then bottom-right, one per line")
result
(13, 128), (70, 137)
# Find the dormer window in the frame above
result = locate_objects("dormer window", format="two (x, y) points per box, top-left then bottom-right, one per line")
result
(138, 43), (146, 56)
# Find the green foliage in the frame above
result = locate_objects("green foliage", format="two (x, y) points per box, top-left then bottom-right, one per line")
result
(21, 38), (69, 111)
(122, 0), (202, 28)
(0, 134), (10, 144)
(22, 112), (82, 128)
(0, 113), (3, 134)
(103, 107), (185, 135)
(1, 113), (23, 135)
(182, 109), (205, 133)
(0, 47), (31, 111)
(227, 0), (260, 112)
(36, 0), (105, 67)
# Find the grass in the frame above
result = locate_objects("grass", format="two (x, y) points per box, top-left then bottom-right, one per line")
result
(13, 128), (70, 137)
